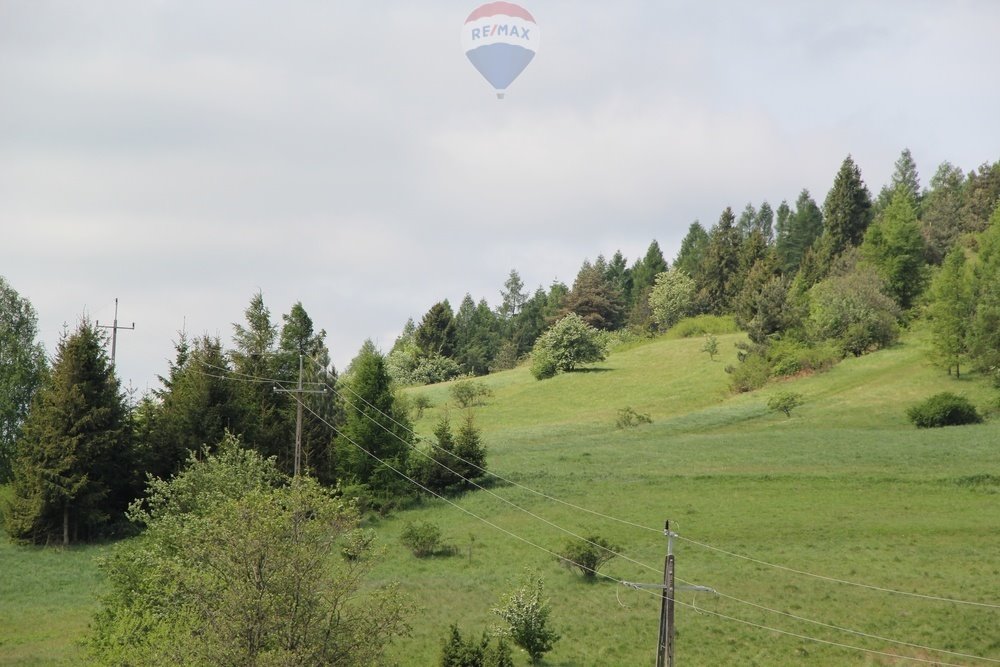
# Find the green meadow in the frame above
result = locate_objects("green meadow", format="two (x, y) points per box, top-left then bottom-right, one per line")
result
(3, 329), (999, 665)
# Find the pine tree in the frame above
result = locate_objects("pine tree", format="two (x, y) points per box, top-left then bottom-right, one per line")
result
(335, 341), (412, 501)
(630, 241), (669, 302)
(776, 190), (824, 275)
(823, 155), (873, 254)
(673, 221), (709, 278)
(499, 270), (527, 321)
(875, 148), (922, 214)
(6, 320), (132, 544)
(560, 261), (625, 331)
(920, 162), (967, 264)
(696, 207), (743, 313)
(415, 301), (458, 358)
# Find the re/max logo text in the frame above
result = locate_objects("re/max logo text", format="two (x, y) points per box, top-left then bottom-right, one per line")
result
(470, 24), (531, 40)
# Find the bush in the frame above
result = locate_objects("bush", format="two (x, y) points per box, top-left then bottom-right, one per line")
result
(767, 339), (839, 378)
(558, 535), (620, 579)
(666, 314), (738, 339)
(807, 267), (901, 356)
(767, 392), (804, 417)
(451, 380), (493, 408)
(400, 520), (446, 557)
(530, 314), (607, 380)
(907, 393), (983, 428)
(615, 407), (652, 429)
(493, 573), (559, 664)
(726, 352), (771, 393)
(440, 625), (514, 667)
(412, 394), (433, 420)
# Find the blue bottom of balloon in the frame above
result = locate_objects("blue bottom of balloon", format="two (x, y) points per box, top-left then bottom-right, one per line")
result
(465, 44), (535, 96)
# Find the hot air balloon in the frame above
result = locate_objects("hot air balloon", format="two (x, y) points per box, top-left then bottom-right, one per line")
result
(461, 2), (539, 99)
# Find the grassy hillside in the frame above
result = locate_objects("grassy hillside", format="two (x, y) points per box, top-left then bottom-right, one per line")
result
(2, 328), (999, 665)
(378, 329), (1000, 666)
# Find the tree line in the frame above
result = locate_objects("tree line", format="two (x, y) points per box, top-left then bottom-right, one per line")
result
(2, 150), (998, 544)
(387, 151), (1000, 389)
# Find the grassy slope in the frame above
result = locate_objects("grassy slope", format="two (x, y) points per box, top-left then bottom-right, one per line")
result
(378, 330), (1000, 666)
(2, 329), (999, 665)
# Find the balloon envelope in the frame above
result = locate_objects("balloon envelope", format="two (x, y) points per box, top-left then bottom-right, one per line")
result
(461, 2), (539, 96)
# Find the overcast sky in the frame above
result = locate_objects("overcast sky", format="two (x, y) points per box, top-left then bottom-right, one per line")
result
(2, 1), (999, 391)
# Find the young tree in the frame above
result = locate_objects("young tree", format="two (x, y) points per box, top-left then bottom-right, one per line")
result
(648, 269), (695, 330)
(968, 204), (1000, 385)
(6, 320), (132, 545)
(455, 296), (501, 376)
(88, 438), (410, 666)
(823, 155), (873, 254)
(415, 301), (458, 359)
(530, 314), (607, 379)
(604, 251), (633, 304)
(861, 189), (929, 309)
(875, 148), (922, 214)
(807, 266), (900, 356)
(928, 247), (974, 377)
(335, 341), (412, 501)
(493, 573), (559, 664)
(0, 277), (47, 482)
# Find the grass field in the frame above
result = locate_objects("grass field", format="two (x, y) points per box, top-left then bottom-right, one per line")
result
(2, 328), (999, 665)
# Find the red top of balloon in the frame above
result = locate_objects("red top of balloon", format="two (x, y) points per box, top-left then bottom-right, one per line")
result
(465, 2), (535, 23)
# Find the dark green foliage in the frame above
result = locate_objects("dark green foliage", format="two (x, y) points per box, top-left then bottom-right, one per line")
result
(766, 339), (840, 378)
(629, 240), (669, 306)
(615, 407), (652, 429)
(776, 190), (824, 275)
(0, 276), (47, 482)
(88, 439), (409, 666)
(920, 161), (967, 264)
(558, 535), (620, 578)
(735, 260), (795, 345)
(530, 314), (607, 379)
(726, 351), (771, 393)
(673, 221), (710, 278)
(411, 414), (487, 494)
(230, 291), (293, 472)
(144, 334), (243, 481)
(559, 261), (625, 331)
(454, 295), (501, 376)
(451, 380), (493, 408)
(696, 207), (744, 313)
(416, 301), (458, 359)
(335, 341), (412, 503)
(861, 190), (928, 309)
(6, 320), (134, 544)
(400, 520), (446, 557)
(823, 155), (873, 254)
(440, 625), (514, 667)
(907, 393), (982, 428)
(604, 250), (633, 305)
(960, 160), (1000, 234)
(768, 392), (804, 417)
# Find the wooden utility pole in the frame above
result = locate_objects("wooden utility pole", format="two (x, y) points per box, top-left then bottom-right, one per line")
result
(96, 298), (134, 366)
(273, 355), (327, 476)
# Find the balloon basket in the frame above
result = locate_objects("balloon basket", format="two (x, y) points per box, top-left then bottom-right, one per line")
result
(496, 92), (505, 100)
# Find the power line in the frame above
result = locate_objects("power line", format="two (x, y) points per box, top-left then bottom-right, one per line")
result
(188, 364), (1000, 666)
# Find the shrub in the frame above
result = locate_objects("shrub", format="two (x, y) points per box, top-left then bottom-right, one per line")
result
(412, 394), (433, 420)
(493, 573), (559, 664)
(451, 380), (493, 408)
(907, 393), (983, 428)
(726, 352), (771, 393)
(807, 266), (901, 356)
(530, 314), (607, 380)
(767, 339), (839, 378)
(400, 520), (445, 557)
(558, 535), (620, 579)
(440, 625), (514, 667)
(767, 392), (804, 417)
(666, 314), (738, 339)
(615, 407), (652, 429)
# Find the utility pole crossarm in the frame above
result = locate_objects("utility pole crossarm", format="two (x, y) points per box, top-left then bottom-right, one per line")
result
(272, 355), (327, 477)
(96, 298), (135, 366)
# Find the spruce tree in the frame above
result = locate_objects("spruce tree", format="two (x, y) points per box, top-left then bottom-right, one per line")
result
(861, 190), (928, 309)
(6, 320), (132, 544)
(560, 261), (625, 331)
(415, 301), (457, 359)
(823, 155), (873, 254)
(920, 162), (967, 264)
(673, 221), (709, 278)
(696, 207), (743, 313)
